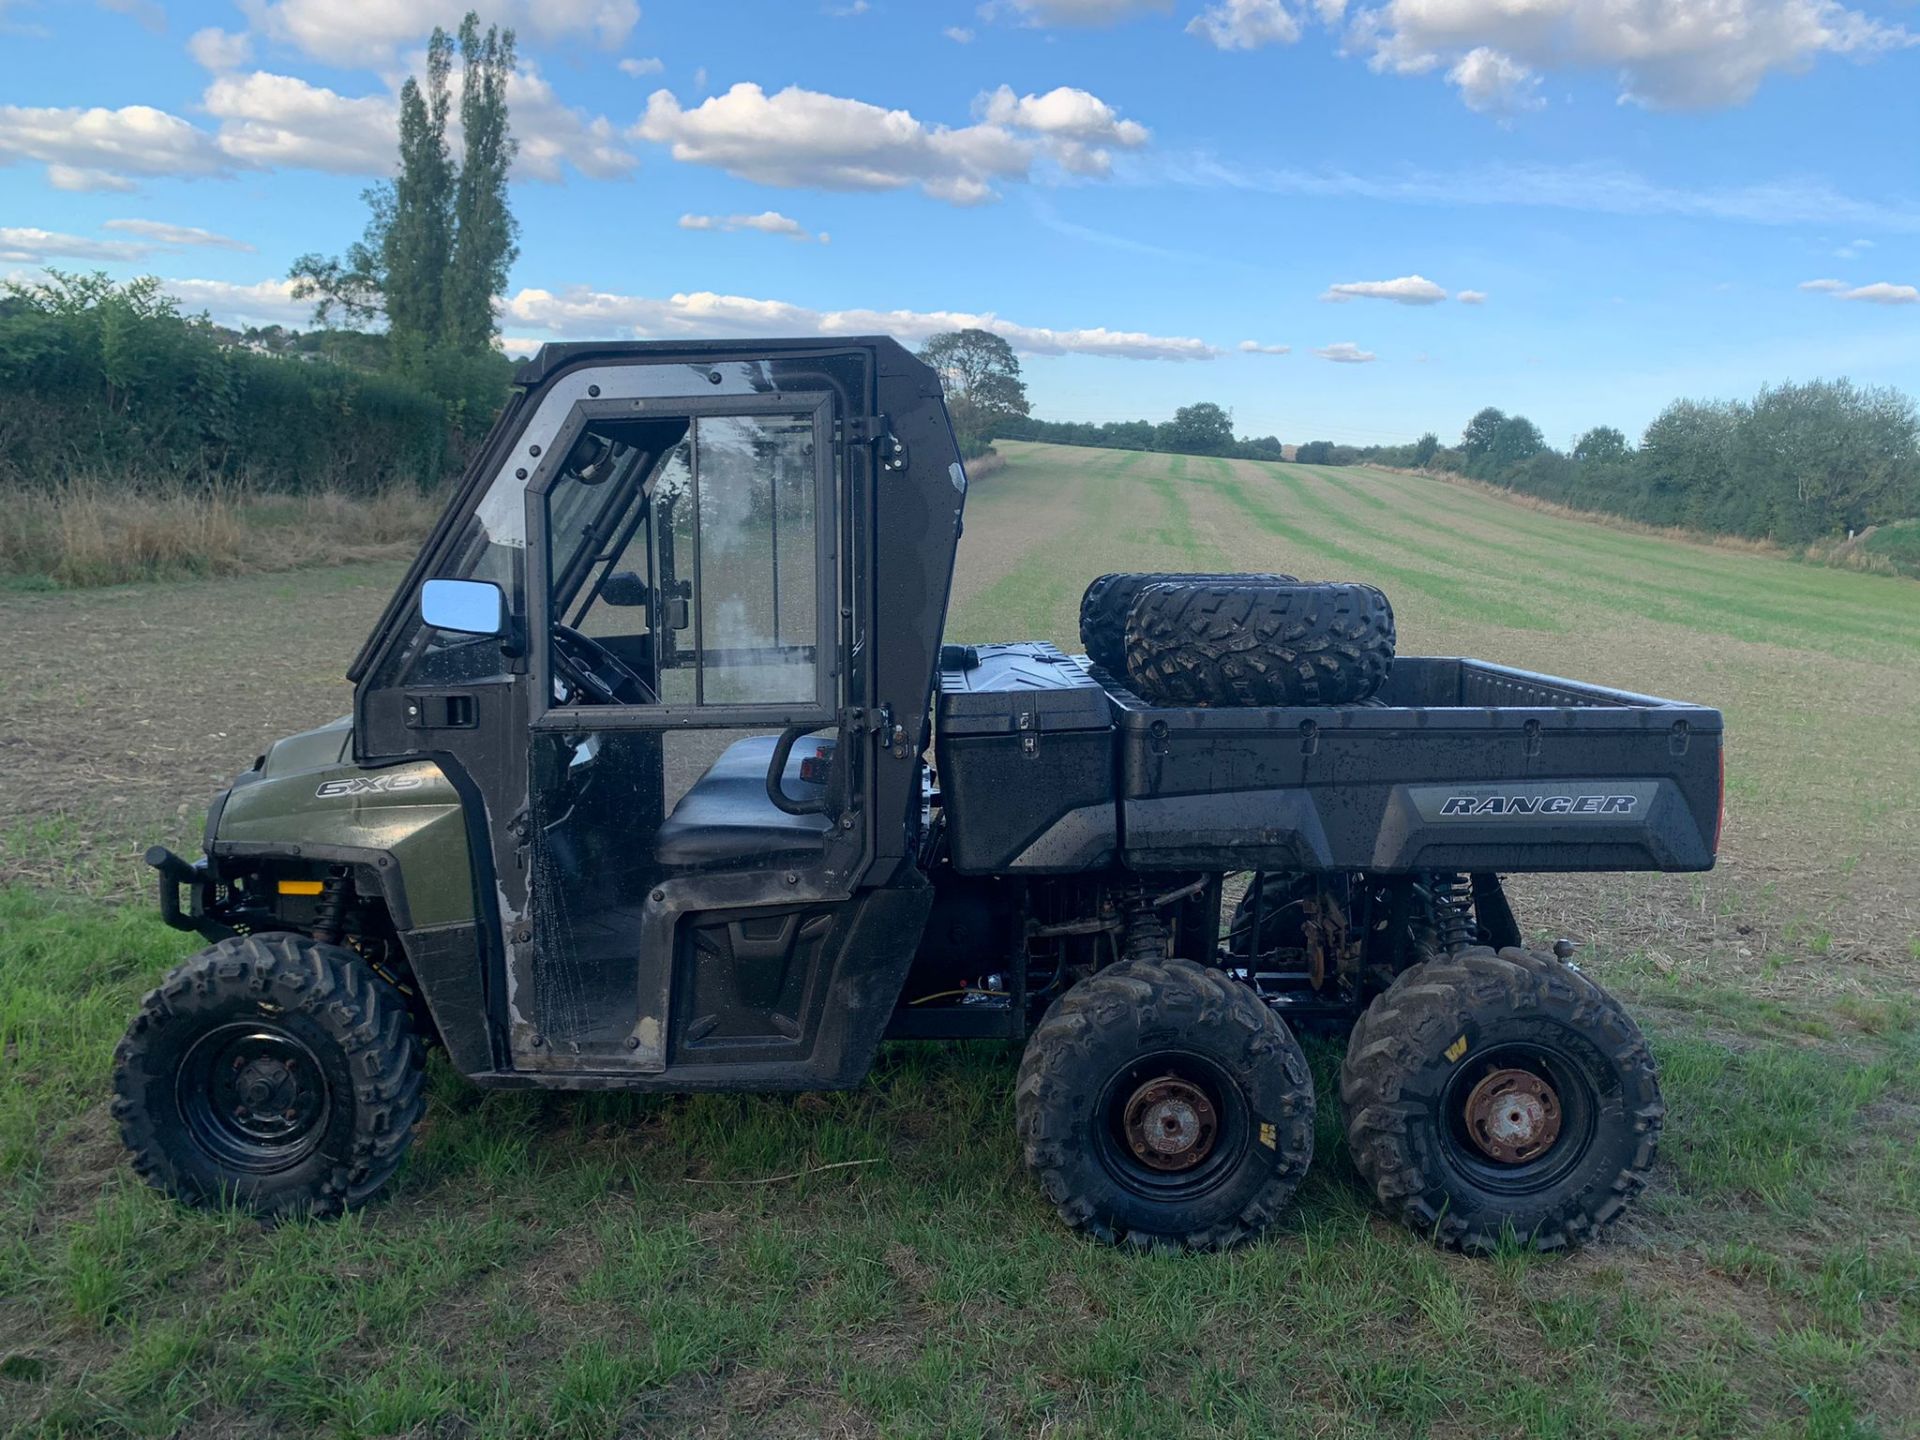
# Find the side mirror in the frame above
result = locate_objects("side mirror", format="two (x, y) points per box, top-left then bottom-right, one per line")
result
(599, 571), (650, 608)
(421, 578), (506, 637)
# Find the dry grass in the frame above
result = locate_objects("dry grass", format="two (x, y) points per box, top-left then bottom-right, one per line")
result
(0, 479), (441, 589)
(962, 448), (1009, 481)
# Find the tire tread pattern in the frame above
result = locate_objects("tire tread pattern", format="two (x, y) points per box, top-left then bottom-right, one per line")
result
(1015, 956), (1314, 1251)
(1338, 945), (1663, 1253)
(1079, 571), (1291, 676)
(1124, 580), (1395, 707)
(112, 932), (425, 1218)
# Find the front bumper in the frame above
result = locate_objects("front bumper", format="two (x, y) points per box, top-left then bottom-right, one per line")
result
(144, 845), (230, 939)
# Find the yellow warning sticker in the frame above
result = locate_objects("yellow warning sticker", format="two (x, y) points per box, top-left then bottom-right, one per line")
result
(1444, 1034), (1469, 1063)
(1259, 1122), (1277, 1150)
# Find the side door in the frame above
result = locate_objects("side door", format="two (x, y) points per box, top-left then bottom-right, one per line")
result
(353, 351), (885, 1080)
(517, 391), (867, 1074)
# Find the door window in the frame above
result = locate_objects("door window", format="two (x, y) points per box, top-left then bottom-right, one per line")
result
(544, 412), (823, 711)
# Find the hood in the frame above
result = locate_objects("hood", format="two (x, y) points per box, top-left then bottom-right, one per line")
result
(255, 715), (354, 779)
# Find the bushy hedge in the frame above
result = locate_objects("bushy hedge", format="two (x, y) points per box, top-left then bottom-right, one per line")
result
(1448, 382), (1920, 545)
(0, 273), (510, 495)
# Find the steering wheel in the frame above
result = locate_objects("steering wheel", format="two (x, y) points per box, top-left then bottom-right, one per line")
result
(551, 624), (657, 706)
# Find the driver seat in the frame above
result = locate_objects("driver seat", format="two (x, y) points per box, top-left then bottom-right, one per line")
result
(652, 736), (833, 871)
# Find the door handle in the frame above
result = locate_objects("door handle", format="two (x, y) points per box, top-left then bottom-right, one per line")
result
(404, 692), (478, 729)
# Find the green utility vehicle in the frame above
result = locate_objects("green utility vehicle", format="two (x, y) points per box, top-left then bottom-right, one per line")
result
(123, 337), (1718, 1251)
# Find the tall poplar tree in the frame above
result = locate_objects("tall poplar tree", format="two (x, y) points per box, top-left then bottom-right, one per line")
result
(289, 12), (517, 363)
(444, 15), (519, 354)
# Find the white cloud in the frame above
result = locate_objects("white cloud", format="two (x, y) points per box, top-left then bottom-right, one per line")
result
(1353, 0), (1915, 113)
(1238, 339), (1292, 354)
(0, 103), (225, 186)
(158, 275), (311, 326)
(187, 26), (252, 69)
(1313, 341), (1377, 363)
(1187, 0), (1301, 50)
(47, 165), (138, 192)
(13, 66), (635, 189)
(1802, 278), (1920, 304)
(1000, 0), (1173, 24)
(238, 0), (640, 66)
(509, 63), (639, 181)
(98, 0), (164, 33)
(503, 284), (1218, 360)
(1834, 237), (1873, 259)
(1446, 46), (1542, 116)
(0, 226), (150, 263)
(1455, 288), (1487, 304)
(1322, 274), (1448, 304)
(103, 218), (253, 250)
(828, 0), (871, 13)
(1839, 282), (1919, 305)
(945, 26), (975, 42)
(634, 82), (1046, 204)
(679, 210), (828, 243)
(201, 71), (396, 175)
(978, 85), (1150, 146)
(0, 218), (255, 263)
(617, 56), (664, 77)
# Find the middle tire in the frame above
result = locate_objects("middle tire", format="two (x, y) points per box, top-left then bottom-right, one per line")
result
(1125, 579), (1395, 707)
(1016, 956), (1315, 1250)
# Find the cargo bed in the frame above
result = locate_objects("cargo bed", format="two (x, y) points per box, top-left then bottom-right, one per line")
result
(934, 645), (1723, 878)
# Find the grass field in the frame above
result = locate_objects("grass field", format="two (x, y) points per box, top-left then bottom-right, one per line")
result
(3, 440), (1919, 1438)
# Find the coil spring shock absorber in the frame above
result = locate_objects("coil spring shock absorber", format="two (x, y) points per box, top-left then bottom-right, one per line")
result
(1431, 872), (1474, 954)
(312, 866), (353, 946)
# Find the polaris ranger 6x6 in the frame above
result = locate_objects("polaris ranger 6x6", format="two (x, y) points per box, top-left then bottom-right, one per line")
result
(123, 337), (1720, 1253)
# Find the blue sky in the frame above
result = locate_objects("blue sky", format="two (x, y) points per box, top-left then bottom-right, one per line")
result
(3, 0), (1917, 448)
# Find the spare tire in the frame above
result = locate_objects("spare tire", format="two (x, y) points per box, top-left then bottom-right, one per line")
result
(1079, 571), (1292, 675)
(1124, 579), (1395, 707)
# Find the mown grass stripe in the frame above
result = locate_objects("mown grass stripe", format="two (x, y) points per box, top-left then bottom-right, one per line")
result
(1191, 461), (1561, 632)
(1287, 464), (1920, 658)
(1346, 464), (1920, 630)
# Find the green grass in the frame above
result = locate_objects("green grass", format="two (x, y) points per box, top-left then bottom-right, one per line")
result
(4, 442), (1920, 1436)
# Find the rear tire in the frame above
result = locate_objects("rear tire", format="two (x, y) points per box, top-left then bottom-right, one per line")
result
(1016, 957), (1314, 1250)
(1339, 946), (1662, 1253)
(1078, 571), (1291, 676)
(113, 933), (425, 1219)
(1124, 580), (1395, 707)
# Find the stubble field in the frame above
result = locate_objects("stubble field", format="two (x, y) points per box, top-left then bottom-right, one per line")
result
(3, 440), (1918, 1438)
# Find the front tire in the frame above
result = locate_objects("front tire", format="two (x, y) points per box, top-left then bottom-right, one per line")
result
(113, 934), (425, 1219)
(1016, 957), (1314, 1250)
(1340, 947), (1662, 1253)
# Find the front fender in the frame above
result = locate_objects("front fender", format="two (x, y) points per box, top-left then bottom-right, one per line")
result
(215, 755), (475, 930)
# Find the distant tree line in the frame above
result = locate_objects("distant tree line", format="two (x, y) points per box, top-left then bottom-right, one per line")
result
(996, 376), (1920, 545)
(1426, 382), (1920, 544)
(998, 403), (1288, 462)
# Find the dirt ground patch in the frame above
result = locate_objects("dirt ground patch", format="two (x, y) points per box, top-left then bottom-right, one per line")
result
(0, 562), (405, 893)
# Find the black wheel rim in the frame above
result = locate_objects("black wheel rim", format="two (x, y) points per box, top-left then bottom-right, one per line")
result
(1094, 1051), (1250, 1203)
(1438, 1042), (1597, 1196)
(177, 1022), (331, 1173)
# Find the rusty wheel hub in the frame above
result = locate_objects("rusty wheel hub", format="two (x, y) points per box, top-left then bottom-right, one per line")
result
(1122, 1076), (1219, 1171)
(1462, 1067), (1562, 1164)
